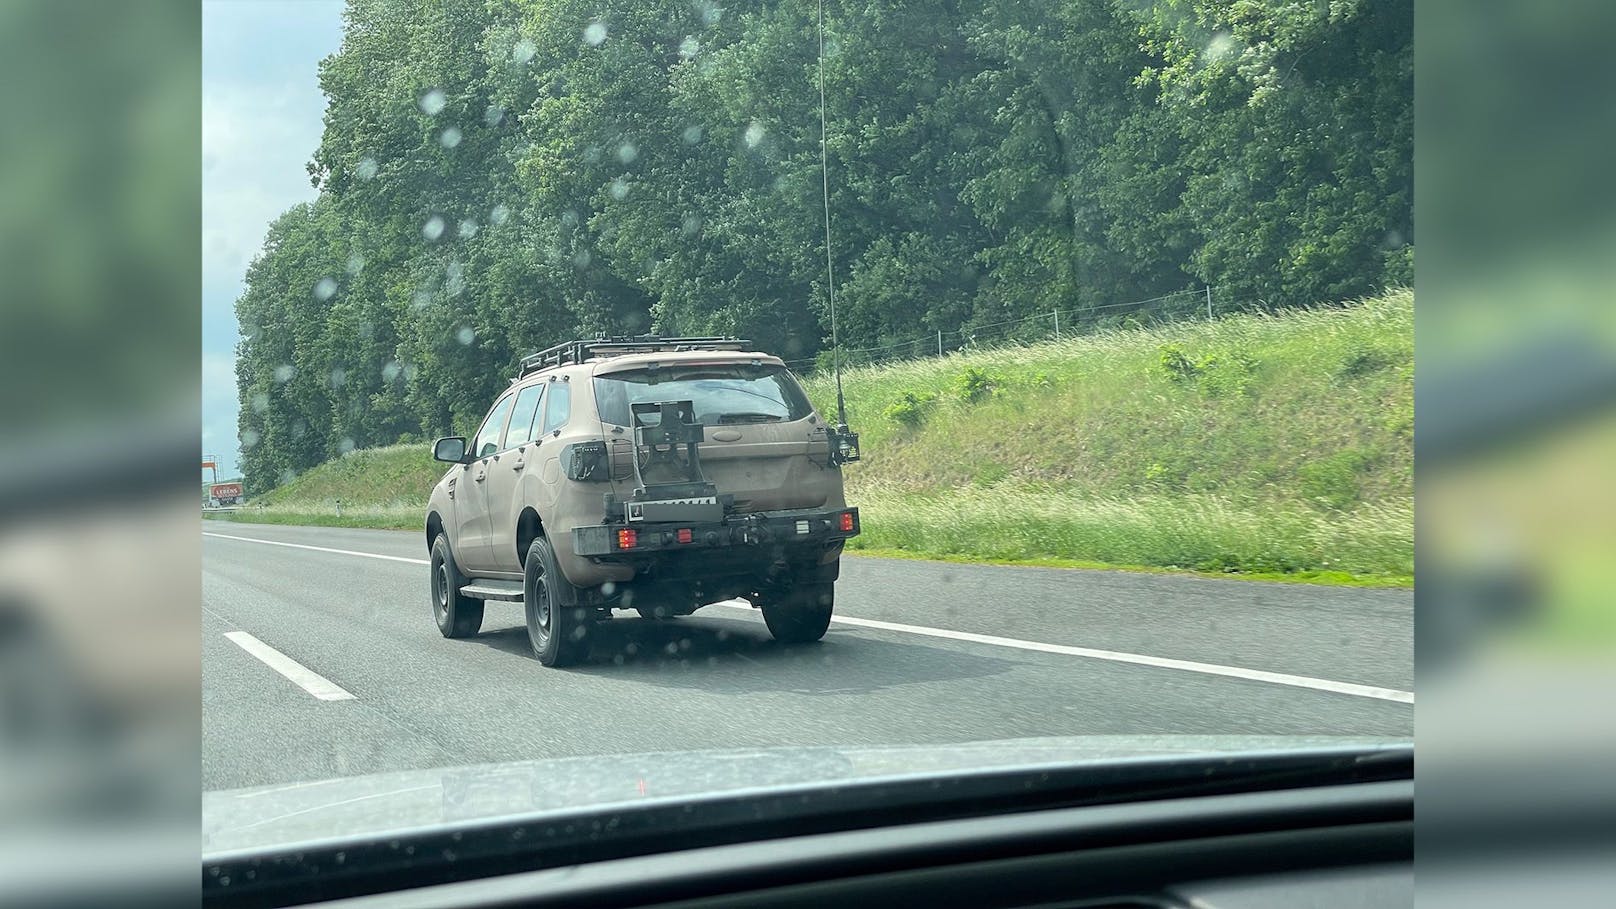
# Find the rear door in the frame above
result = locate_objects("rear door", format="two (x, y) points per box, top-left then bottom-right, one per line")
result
(455, 391), (516, 573)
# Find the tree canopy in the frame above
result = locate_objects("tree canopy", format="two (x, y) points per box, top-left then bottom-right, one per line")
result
(235, 0), (1411, 493)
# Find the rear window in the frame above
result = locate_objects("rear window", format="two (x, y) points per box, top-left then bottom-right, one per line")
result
(593, 365), (814, 427)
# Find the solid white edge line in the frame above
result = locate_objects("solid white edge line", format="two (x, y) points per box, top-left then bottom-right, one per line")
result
(204, 531), (1412, 705)
(710, 601), (1414, 705)
(223, 631), (356, 702)
(204, 531), (429, 565)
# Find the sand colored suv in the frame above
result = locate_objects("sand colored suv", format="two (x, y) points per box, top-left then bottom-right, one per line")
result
(425, 337), (861, 666)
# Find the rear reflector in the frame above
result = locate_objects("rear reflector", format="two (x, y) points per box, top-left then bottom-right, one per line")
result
(617, 528), (638, 550)
(795, 520), (811, 535)
(839, 512), (855, 532)
(676, 528), (693, 544)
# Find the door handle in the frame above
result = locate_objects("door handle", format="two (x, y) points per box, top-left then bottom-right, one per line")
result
(474, 469), (487, 482)
(512, 459), (525, 470)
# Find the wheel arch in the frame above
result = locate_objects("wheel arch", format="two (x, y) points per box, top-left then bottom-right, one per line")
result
(516, 507), (544, 567)
(426, 511), (445, 554)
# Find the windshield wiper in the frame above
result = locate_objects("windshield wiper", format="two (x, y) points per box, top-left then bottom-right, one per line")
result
(715, 412), (784, 424)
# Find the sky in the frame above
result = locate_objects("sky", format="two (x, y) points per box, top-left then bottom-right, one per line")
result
(203, 0), (345, 480)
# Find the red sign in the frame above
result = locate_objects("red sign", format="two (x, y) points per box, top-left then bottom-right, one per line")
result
(210, 483), (244, 499)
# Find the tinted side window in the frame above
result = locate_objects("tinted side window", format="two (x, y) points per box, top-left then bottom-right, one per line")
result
(506, 384), (544, 448)
(540, 382), (571, 435)
(473, 393), (516, 458)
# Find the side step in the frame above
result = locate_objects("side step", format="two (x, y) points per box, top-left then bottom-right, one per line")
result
(458, 580), (524, 602)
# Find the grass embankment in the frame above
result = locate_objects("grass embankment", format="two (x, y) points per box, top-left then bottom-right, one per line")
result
(212, 289), (1412, 585)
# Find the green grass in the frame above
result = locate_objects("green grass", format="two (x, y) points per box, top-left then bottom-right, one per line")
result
(239, 290), (1413, 585)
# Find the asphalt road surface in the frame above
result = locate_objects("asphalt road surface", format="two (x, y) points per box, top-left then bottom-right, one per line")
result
(202, 523), (1413, 792)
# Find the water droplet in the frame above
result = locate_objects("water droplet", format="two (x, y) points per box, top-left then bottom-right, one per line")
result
(251, 392), (270, 414)
(313, 277), (337, 301)
(1204, 32), (1237, 64)
(354, 157), (378, 180)
(490, 203), (511, 225)
(419, 88), (446, 116)
(411, 288), (432, 310)
(743, 121), (766, 147)
(439, 127), (462, 149)
(423, 216), (446, 241)
(484, 104), (505, 127)
(329, 367), (347, 388)
(278, 469), (296, 487)
(573, 249), (592, 269)
(617, 142), (638, 164)
(609, 178), (629, 200)
(240, 428), (261, 449)
(560, 209), (580, 228)
(338, 437), (356, 454)
(582, 145), (602, 164)
(403, 363), (418, 381)
(445, 261), (465, 296)
(345, 254), (365, 275)
(458, 218), (479, 238)
(583, 21), (607, 46)
(512, 37), (536, 63)
(680, 214), (701, 237)
(681, 124), (703, 145)
(382, 361), (402, 382)
(456, 325), (475, 345)
(696, 2), (722, 27)
(273, 364), (296, 383)
(679, 36), (700, 59)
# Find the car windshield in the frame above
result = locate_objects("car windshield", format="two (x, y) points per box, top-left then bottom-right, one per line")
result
(594, 365), (813, 426)
(197, 0), (1414, 874)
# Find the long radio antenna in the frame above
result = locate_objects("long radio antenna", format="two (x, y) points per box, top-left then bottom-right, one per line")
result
(818, 0), (846, 429)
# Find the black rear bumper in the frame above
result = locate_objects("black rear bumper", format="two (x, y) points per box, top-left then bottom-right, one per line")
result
(572, 506), (859, 558)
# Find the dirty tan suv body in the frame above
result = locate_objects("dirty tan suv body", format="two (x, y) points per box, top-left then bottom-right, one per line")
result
(425, 348), (854, 611)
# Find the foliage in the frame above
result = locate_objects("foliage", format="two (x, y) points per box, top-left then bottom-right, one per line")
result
(234, 0), (1412, 494)
(884, 390), (935, 428)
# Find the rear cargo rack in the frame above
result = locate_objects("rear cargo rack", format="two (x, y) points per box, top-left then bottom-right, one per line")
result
(517, 336), (752, 378)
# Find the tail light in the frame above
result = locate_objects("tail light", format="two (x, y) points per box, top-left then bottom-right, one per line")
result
(839, 511), (855, 533)
(676, 528), (693, 544)
(617, 528), (638, 550)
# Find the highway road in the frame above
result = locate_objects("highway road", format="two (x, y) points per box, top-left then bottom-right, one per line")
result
(202, 523), (1413, 792)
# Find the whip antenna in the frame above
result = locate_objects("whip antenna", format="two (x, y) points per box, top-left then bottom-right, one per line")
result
(818, 0), (846, 429)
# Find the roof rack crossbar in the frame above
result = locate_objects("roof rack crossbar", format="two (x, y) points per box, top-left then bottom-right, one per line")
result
(517, 336), (753, 377)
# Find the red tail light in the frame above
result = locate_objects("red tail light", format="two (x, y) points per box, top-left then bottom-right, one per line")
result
(617, 528), (638, 550)
(839, 511), (855, 532)
(676, 528), (693, 544)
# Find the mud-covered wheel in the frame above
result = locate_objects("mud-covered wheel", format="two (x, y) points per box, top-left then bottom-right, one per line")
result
(524, 536), (589, 667)
(430, 535), (483, 638)
(761, 583), (834, 644)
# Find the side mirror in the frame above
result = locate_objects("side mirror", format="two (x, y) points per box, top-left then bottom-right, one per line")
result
(433, 436), (469, 464)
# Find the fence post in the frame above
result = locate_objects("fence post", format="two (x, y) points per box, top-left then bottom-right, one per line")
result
(1205, 285), (1213, 320)
(937, 329), (943, 356)
(1053, 309), (1060, 339)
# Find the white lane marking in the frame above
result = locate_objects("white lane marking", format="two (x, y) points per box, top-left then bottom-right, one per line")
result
(203, 531), (1412, 705)
(710, 601), (1414, 704)
(223, 631), (356, 701)
(204, 532), (429, 565)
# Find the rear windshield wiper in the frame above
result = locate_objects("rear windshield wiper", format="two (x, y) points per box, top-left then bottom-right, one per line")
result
(715, 412), (785, 424)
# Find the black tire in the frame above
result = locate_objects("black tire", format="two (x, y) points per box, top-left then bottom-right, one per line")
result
(524, 536), (589, 667)
(430, 535), (484, 638)
(760, 582), (834, 644)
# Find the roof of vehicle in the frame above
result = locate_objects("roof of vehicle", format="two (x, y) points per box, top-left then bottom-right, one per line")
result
(512, 337), (790, 384)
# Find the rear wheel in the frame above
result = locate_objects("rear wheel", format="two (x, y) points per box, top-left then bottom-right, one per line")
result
(524, 537), (589, 667)
(760, 582), (834, 644)
(430, 535), (483, 638)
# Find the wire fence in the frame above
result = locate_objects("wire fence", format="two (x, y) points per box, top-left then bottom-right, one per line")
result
(784, 285), (1267, 374)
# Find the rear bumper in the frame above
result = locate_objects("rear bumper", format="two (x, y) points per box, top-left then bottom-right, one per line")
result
(572, 506), (860, 558)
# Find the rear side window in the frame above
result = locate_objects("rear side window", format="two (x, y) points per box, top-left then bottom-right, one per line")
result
(473, 393), (516, 458)
(540, 382), (571, 435)
(506, 384), (544, 447)
(593, 365), (813, 426)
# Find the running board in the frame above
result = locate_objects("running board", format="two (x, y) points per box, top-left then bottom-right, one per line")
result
(459, 580), (524, 602)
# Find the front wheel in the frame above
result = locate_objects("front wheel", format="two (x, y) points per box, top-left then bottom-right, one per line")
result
(760, 583), (834, 644)
(430, 535), (483, 638)
(523, 537), (589, 667)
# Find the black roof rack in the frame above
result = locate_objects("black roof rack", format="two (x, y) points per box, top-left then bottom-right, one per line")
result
(517, 336), (752, 378)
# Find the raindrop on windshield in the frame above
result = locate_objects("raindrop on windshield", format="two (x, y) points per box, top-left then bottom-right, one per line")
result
(583, 21), (607, 46)
(695, 2), (722, 27)
(490, 203), (511, 225)
(681, 124), (703, 145)
(418, 88), (447, 116)
(560, 209), (580, 228)
(583, 145), (602, 164)
(458, 218), (479, 238)
(573, 249), (592, 269)
(273, 364), (296, 383)
(423, 216), (446, 241)
(617, 142), (638, 164)
(439, 127), (462, 149)
(240, 428), (260, 449)
(278, 468), (297, 486)
(445, 261), (465, 296)
(382, 361), (402, 382)
(609, 178), (629, 200)
(354, 157), (378, 180)
(313, 277), (337, 301)
(1204, 32), (1237, 64)
(511, 37), (536, 63)
(345, 254), (365, 275)
(251, 392), (269, 414)
(484, 104), (505, 127)
(338, 437), (356, 454)
(679, 36), (700, 59)
(680, 214), (701, 237)
(456, 325), (475, 345)
(329, 367), (347, 388)
(744, 121), (766, 147)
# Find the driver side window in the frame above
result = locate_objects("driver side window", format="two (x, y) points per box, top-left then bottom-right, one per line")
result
(473, 393), (516, 459)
